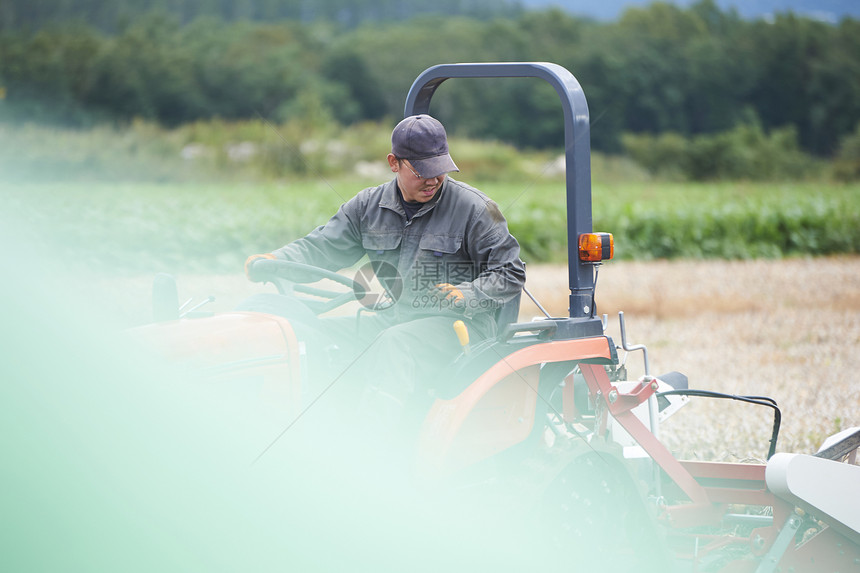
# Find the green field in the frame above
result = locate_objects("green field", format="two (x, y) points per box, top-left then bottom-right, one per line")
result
(5, 178), (859, 275)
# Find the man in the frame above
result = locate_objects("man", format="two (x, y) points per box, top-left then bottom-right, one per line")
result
(245, 114), (525, 427)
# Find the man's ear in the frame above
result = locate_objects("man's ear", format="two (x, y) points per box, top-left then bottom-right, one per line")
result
(387, 153), (399, 172)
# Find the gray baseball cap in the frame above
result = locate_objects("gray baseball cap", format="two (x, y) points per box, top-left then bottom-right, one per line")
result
(391, 114), (459, 179)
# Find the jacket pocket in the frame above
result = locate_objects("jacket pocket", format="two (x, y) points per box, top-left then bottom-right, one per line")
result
(414, 234), (471, 288)
(418, 233), (462, 256)
(361, 231), (402, 284)
(361, 231), (402, 253)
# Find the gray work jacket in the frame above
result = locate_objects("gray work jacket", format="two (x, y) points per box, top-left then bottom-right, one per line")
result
(273, 177), (525, 337)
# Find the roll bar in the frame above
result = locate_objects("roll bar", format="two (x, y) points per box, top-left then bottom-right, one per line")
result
(404, 62), (598, 328)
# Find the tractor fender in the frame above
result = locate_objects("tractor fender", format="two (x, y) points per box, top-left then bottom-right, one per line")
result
(128, 311), (303, 414)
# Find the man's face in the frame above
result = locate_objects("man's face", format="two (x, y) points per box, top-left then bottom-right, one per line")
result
(388, 155), (446, 203)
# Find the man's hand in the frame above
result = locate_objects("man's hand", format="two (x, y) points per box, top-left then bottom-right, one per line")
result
(244, 253), (276, 281)
(432, 283), (465, 307)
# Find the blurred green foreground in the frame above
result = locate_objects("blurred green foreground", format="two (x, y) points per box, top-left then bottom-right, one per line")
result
(2, 214), (678, 572)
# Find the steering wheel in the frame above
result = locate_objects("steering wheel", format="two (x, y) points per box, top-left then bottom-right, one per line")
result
(249, 259), (362, 315)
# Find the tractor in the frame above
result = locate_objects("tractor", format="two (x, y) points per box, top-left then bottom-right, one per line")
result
(130, 62), (860, 572)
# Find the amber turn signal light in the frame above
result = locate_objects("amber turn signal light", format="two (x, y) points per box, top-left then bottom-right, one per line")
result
(578, 232), (614, 262)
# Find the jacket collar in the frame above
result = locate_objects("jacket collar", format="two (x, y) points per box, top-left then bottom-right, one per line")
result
(379, 177), (447, 217)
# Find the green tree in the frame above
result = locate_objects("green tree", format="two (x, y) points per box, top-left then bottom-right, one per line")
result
(0, 23), (104, 124)
(84, 13), (204, 123)
(832, 122), (860, 180)
(746, 12), (860, 154)
(320, 47), (386, 124)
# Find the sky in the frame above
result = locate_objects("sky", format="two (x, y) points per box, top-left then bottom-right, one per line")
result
(521, 0), (860, 23)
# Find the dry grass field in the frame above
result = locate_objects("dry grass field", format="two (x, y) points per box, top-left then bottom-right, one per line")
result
(101, 256), (860, 463)
(526, 256), (860, 461)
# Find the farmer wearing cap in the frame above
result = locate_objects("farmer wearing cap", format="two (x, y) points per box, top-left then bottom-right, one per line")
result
(245, 115), (524, 428)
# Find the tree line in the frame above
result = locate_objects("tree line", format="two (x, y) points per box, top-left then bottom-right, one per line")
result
(0, 0), (523, 32)
(1, 0), (859, 158)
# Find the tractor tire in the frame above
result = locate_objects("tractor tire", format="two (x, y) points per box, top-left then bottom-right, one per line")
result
(531, 439), (677, 573)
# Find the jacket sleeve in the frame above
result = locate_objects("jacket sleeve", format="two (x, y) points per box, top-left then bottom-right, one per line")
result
(457, 200), (526, 318)
(271, 197), (366, 274)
